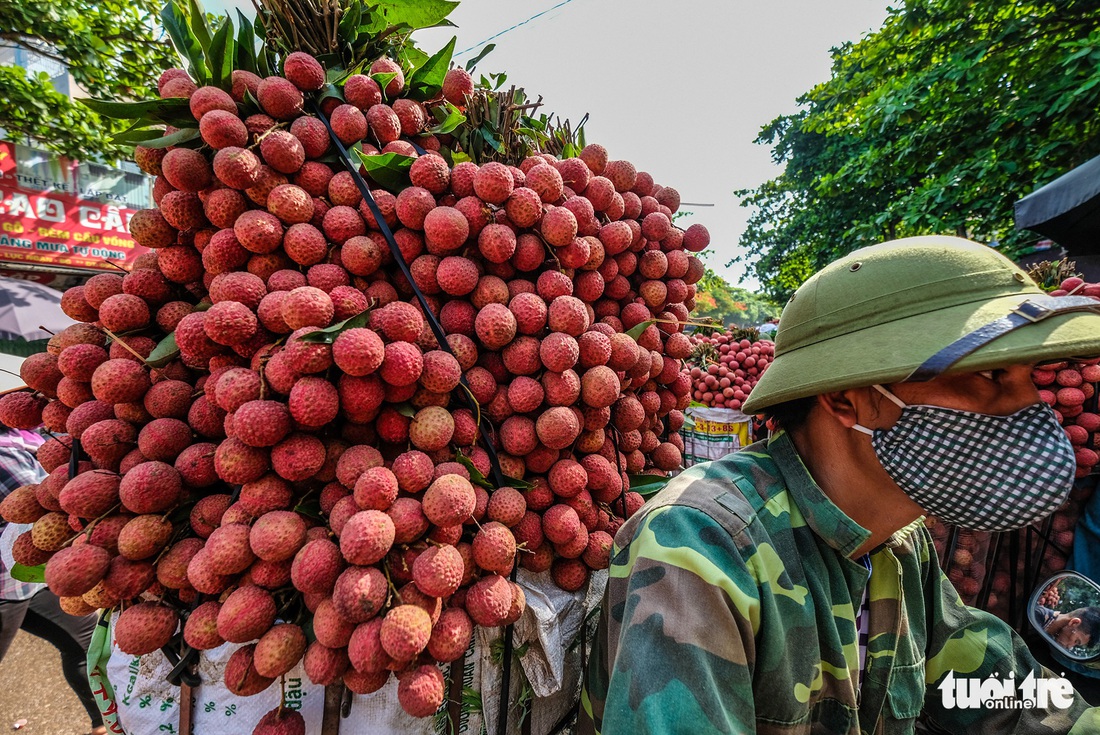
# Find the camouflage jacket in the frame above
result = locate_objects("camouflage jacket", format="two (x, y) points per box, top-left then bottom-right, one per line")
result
(580, 432), (1100, 734)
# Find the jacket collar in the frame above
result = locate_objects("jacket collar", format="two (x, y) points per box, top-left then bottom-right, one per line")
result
(767, 430), (873, 559)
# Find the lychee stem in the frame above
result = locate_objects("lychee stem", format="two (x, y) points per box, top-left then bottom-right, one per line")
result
(59, 502), (123, 549)
(100, 327), (164, 380)
(382, 561), (403, 604)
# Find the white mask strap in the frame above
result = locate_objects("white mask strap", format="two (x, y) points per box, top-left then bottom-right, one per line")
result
(872, 384), (907, 409)
(852, 424), (874, 436)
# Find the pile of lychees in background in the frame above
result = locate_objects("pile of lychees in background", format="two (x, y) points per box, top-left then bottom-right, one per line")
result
(0, 16), (707, 719)
(684, 331), (773, 410)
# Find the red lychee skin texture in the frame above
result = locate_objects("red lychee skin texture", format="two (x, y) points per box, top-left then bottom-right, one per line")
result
(248, 510), (308, 563)
(213, 146), (262, 189)
(162, 148), (212, 192)
(291, 539), (342, 595)
(44, 543), (110, 597)
(282, 286), (334, 330)
(442, 67), (474, 106)
(267, 184), (315, 224)
(98, 293), (150, 333)
(465, 574), (513, 627)
(423, 206), (469, 253)
(330, 104), (368, 144)
(234, 400), (292, 447)
(551, 557), (590, 591)
(344, 75), (382, 110)
(284, 51), (325, 91)
(427, 606), (473, 662)
(217, 586), (278, 643)
(253, 623), (307, 678)
(378, 604), (432, 664)
(472, 521), (517, 575)
(199, 109), (248, 149)
(473, 162), (514, 204)
(379, 341), (423, 387)
(119, 461), (182, 514)
(288, 376), (340, 428)
(332, 565), (388, 623)
(234, 210), (284, 254)
(258, 76), (304, 120)
(270, 432), (326, 481)
(421, 474), (476, 527)
(367, 104), (401, 145)
(412, 544), (463, 598)
(410, 154), (451, 194)
(190, 85), (235, 119)
(397, 664), (445, 718)
(183, 601), (224, 650)
(260, 130), (306, 174)
(114, 603), (179, 655)
(338, 509), (396, 565)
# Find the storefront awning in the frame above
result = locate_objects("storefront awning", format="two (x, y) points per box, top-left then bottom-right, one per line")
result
(1015, 154), (1100, 252)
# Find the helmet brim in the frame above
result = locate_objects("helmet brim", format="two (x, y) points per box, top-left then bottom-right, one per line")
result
(742, 293), (1100, 414)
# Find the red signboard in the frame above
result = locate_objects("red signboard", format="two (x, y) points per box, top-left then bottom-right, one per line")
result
(0, 141), (150, 272)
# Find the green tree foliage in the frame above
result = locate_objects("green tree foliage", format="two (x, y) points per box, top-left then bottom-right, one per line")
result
(693, 268), (779, 328)
(733, 0), (1100, 301)
(0, 0), (176, 160)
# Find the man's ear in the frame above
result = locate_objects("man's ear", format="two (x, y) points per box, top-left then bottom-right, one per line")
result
(816, 390), (863, 429)
(1070, 617), (1083, 627)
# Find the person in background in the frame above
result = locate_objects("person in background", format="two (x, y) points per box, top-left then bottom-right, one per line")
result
(757, 316), (780, 336)
(1034, 604), (1100, 652)
(582, 237), (1100, 734)
(0, 424), (106, 735)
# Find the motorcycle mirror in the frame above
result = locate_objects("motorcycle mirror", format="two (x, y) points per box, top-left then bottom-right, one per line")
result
(1029, 570), (1100, 662)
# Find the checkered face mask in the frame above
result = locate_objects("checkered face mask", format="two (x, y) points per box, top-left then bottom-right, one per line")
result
(853, 385), (1076, 532)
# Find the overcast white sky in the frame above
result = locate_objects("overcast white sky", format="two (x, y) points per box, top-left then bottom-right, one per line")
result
(213, 0), (890, 289)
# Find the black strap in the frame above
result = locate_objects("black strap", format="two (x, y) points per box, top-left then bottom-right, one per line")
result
(906, 295), (1100, 382)
(306, 99), (506, 490)
(308, 101), (519, 731)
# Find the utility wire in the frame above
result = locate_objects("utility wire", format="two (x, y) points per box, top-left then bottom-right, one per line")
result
(454, 0), (580, 57)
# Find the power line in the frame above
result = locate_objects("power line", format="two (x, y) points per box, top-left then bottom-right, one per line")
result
(455, 0), (580, 58)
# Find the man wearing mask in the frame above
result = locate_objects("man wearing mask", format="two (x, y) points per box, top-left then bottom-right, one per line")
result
(581, 237), (1100, 734)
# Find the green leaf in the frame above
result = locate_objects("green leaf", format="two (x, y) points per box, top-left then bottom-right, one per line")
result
(371, 71), (399, 99)
(370, 0), (459, 31)
(454, 452), (493, 489)
(464, 43), (496, 72)
(186, 0), (213, 53)
(160, 0), (209, 84)
(407, 36), (455, 101)
(80, 97), (193, 122)
(337, 1), (362, 43)
(235, 10), (257, 74)
(207, 16), (235, 90)
(317, 82), (345, 105)
(398, 46), (430, 76)
(111, 125), (168, 144)
(625, 319), (656, 340)
(629, 473), (670, 498)
(394, 403), (416, 418)
(298, 308), (374, 344)
(428, 102), (466, 135)
(256, 43), (274, 79)
(11, 563), (45, 584)
(354, 151), (414, 192)
(293, 495), (323, 520)
(146, 332), (180, 368)
(135, 127), (202, 149)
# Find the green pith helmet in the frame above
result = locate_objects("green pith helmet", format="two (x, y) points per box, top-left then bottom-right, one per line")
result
(742, 236), (1100, 414)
